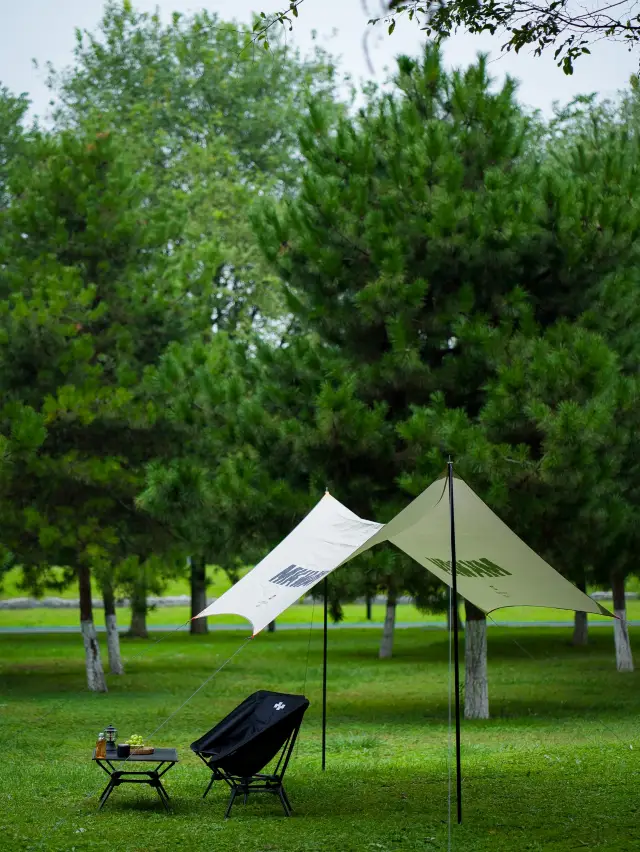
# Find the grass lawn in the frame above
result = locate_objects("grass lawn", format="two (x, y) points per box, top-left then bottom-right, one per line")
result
(1, 626), (639, 851)
(4, 565), (640, 631)
(3, 601), (640, 630)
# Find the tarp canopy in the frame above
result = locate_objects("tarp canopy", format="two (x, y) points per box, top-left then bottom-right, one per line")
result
(194, 492), (382, 635)
(343, 474), (611, 618)
(194, 474), (611, 634)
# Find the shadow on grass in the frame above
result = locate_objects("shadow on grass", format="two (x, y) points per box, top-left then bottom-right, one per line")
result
(78, 760), (639, 836)
(3, 628), (640, 730)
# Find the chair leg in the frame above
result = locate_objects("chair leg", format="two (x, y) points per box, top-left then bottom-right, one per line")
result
(224, 787), (238, 820)
(278, 787), (291, 817)
(281, 786), (293, 814)
(203, 774), (216, 799)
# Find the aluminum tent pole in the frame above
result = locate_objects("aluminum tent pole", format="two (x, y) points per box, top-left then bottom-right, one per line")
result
(448, 459), (463, 824)
(322, 575), (328, 771)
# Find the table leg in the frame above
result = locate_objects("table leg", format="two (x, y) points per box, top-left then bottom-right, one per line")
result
(150, 773), (171, 811)
(98, 779), (115, 811)
(157, 786), (171, 811)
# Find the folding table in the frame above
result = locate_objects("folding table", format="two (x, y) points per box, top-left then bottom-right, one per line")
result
(93, 747), (178, 811)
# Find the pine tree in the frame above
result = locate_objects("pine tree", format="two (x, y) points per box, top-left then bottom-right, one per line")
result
(255, 47), (640, 693)
(551, 93), (640, 667)
(254, 47), (542, 663)
(0, 128), (215, 689)
(402, 323), (637, 689)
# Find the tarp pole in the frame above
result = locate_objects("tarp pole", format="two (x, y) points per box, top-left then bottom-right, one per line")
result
(448, 459), (463, 824)
(322, 575), (328, 771)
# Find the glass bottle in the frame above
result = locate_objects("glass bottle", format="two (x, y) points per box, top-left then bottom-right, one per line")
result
(96, 732), (106, 759)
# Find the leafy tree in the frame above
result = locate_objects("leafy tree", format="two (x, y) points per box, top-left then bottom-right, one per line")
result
(259, 0), (640, 75)
(0, 86), (29, 209)
(48, 2), (339, 186)
(44, 2), (342, 630)
(44, 0), (341, 340)
(0, 127), (217, 689)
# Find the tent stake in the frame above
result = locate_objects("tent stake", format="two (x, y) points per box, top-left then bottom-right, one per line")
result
(448, 460), (463, 824)
(322, 576), (328, 771)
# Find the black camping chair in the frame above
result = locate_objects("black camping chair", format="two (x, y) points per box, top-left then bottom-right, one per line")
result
(191, 690), (309, 818)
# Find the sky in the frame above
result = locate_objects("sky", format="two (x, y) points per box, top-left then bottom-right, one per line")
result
(0, 0), (638, 120)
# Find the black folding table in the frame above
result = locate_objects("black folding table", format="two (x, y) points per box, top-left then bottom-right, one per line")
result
(93, 747), (178, 811)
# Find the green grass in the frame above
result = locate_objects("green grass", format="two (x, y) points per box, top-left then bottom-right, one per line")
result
(2, 600), (639, 630)
(1, 626), (639, 851)
(3, 563), (639, 630)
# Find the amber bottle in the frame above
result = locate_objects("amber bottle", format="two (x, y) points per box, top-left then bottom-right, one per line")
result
(96, 733), (106, 759)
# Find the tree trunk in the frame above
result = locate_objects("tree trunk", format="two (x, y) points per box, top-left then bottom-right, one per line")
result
(379, 585), (397, 659)
(573, 610), (588, 647)
(190, 556), (208, 635)
(128, 574), (148, 638)
(464, 600), (489, 719)
(611, 570), (633, 672)
(366, 595), (372, 621)
(102, 580), (124, 674)
(78, 563), (107, 693)
(572, 575), (588, 646)
(268, 620), (276, 632)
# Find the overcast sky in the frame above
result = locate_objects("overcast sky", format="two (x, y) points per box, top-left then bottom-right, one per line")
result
(1, 0), (638, 120)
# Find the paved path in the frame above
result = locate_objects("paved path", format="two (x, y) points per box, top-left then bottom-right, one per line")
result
(0, 620), (635, 635)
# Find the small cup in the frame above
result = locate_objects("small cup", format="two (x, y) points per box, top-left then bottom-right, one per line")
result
(117, 744), (131, 758)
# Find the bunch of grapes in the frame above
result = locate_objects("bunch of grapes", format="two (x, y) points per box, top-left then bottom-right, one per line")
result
(126, 734), (144, 747)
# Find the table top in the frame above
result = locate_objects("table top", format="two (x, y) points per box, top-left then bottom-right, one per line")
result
(93, 747), (178, 763)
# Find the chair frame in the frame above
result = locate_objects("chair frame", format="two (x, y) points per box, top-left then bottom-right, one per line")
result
(195, 721), (302, 818)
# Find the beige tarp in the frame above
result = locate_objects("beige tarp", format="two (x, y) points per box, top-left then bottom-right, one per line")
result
(194, 493), (382, 635)
(195, 474), (611, 634)
(344, 474), (611, 617)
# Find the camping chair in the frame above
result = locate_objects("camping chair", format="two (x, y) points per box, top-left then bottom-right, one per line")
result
(191, 690), (309, 818)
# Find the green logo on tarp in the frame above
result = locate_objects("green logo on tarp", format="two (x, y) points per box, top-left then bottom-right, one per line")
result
(426, 557), (512, 578)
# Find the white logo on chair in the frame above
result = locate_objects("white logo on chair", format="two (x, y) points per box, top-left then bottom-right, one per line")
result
(274, 702), (286, 711)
